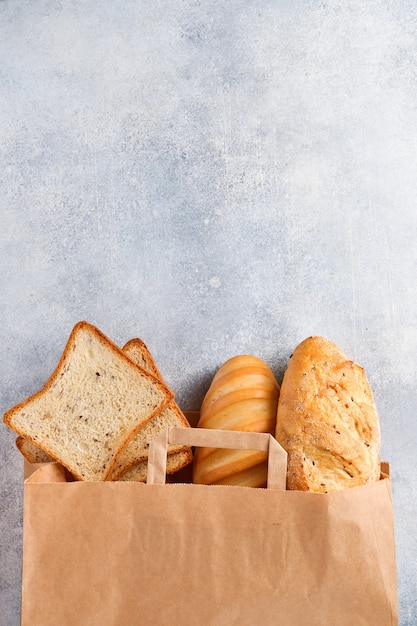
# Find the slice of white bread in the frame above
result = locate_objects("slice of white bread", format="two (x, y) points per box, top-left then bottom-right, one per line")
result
(4, 322), (173, 481)
(108, 338), (192, 481)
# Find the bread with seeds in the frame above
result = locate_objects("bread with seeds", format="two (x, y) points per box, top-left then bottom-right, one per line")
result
(13, 334), (192, 480)
(275, 336), (381, 493)
(108, 338), (192, 481)
(4, 322), (173, 481)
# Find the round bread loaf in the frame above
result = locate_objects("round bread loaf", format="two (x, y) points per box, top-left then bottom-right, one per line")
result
(193, 355), (280, 488)
(275, 336), (381, 493)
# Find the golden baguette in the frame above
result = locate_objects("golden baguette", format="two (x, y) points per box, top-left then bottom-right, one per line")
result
(193, 355), (280, 488)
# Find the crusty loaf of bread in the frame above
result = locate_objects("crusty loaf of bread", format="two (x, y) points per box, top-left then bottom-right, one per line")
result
(193, 355), (280, 488)
(108, 338), (192, 481)
(275, 336), (381, 493)
(3, 322), (173, 481)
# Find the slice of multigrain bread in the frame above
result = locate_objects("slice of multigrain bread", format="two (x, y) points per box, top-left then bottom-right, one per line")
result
(16, 404), (193, 478)
(118, 449), (193, 482)
(123, 338), (164, 381)
(4, 322), (173, 481)
(16, 435), (52, 464)
(107, 338), (192, 481)
(14, 338), (164, 466)
(13, 334), (193, 480)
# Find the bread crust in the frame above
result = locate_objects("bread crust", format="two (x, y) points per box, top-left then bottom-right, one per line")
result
(122, 337), (164, 381)
(275, 336), (381, 493)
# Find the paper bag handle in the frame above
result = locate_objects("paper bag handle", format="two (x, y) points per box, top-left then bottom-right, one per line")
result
(147, 427), (288, 490)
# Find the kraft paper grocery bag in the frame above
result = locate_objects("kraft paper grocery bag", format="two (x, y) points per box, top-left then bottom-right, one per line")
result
(21, 427), (397, 626)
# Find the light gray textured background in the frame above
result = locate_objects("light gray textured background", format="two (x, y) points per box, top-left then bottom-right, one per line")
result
(1, 1), (416, 624)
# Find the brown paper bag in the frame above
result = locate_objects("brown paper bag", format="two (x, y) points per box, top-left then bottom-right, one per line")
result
(21, 427), (397, 626)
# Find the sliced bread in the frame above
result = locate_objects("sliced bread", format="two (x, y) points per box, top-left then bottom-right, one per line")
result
(122, 338), (164, 381)
(117, 449), (193, 482)
(4, 322), (173, 481)
(107, 338), (192, 481)
(16, 435), (52, 464)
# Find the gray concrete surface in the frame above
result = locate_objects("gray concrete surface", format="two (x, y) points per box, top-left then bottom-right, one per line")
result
(1, 1), (416, 624)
